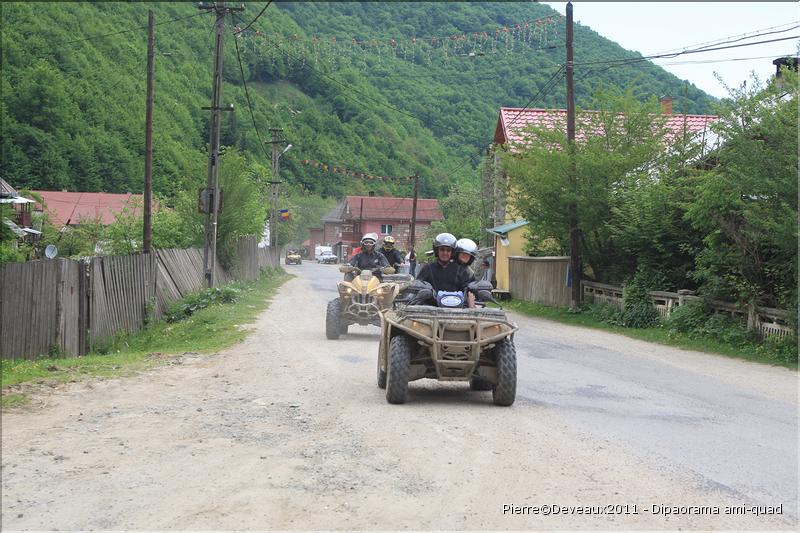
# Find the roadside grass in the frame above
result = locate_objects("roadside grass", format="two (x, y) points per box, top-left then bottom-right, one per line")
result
(501, 299), (798, 369)
(1, 267), (292, 406)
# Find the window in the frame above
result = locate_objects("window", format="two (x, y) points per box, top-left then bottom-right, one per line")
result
(381, 224), (393, 234)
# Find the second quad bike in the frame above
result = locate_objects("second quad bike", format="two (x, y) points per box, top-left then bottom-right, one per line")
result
(325, 265), (411, 339)
(377, 280), (518, 406)
(285, 250), (302, 265)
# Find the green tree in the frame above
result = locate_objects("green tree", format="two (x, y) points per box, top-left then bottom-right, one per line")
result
(502, 88), (675, 283)
(684, 71), (798, 309)
(427, 182), (483, 244)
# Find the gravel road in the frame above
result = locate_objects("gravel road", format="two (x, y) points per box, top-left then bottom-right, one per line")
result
(2, 262), (797, 530)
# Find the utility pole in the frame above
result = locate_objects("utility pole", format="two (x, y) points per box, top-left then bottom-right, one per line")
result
(143, 10), (154, 254)
(267, 128), (288, 248)
(408, 174), (419, 252)
(566, 1), (581, 310)
(200, 1), (243, 288)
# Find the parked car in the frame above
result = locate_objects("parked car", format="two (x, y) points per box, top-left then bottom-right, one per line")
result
(285, 250), (302, 265)
(318, 251), (338, 264)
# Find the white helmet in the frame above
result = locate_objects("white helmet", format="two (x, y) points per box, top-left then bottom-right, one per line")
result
(454, 238), (478, 266)
(361, 232), (378, 246)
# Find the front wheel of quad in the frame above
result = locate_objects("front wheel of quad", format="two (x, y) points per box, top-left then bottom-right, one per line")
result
(325, 299), (342, 340)
(386, 334), (411, 404)
(377, 349), (387, 389)
(339, 321), (349, 335)
(492, 337), (517, 406)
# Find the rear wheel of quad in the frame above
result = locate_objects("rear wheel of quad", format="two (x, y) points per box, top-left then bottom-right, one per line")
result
(491, 337), (517, 406)
(469, 376), (494, 391)
(386, 334), (411, 404)
(325, 299), (342, 340)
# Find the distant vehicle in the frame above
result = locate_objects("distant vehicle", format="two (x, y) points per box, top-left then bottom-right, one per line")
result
(318, 251), (338, 264)
(285, 250), (302, 265)
(315, 245), (333, 258)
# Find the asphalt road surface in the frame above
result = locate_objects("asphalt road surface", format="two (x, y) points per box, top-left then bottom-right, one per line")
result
(2, 261), (797, 530)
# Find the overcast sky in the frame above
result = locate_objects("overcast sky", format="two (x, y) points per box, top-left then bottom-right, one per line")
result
(541, 2), (799, 99)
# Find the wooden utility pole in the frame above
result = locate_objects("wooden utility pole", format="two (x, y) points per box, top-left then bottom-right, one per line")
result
(566, 1), (581, 310)
(143, 10), (154, 254)
(268, 128), (287, 248)
(200, 1), (243, 288)
(408, 174), (419, 251)
(358, 197), (364, 238)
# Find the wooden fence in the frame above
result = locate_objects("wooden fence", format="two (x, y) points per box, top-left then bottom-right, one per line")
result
(508, 256), (571, 307)
(0, 259), (81, 359)
(582, 280), (793, 341)
(0, 239), (282, 360)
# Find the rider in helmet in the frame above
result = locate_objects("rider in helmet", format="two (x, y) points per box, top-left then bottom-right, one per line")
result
(454, 238), (478, 269)
(416, 232), (475, 307)
(378, 235), (405, 269)
(347, 232), (389, 279)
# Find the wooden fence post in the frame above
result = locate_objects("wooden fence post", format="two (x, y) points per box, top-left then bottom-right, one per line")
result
(54, 259), (64, 354)
(677, 289), (694, 307)
(746, 301), (757, 331)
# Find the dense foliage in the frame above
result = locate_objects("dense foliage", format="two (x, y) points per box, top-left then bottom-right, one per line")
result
(505, 72), (798, 314)
(1, 2), (714, 199)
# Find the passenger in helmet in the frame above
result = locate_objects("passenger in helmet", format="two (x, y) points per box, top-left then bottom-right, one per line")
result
(454, 238), (478, 268)
(346, 232), (389, 279)
(416, 232), (475, 307)
(378, 235), (405, 269)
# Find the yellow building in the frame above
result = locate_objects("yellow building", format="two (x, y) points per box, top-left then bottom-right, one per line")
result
(486, 220), (528, 294)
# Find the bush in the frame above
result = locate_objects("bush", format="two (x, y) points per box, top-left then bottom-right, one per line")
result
(756, 335), (798, 366)
(620, 268), (661, 328)
(665, 300), (709, 334)
(167, 285), (242, 322)
(584, 302), (623, 326)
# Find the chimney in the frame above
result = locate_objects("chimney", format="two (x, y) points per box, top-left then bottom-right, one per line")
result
(660, 96), (672, 115)
(773, 56), (799, 88)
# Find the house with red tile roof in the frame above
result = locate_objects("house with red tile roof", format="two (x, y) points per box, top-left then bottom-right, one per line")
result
(484, 98), (719, 293)
(316, 195), (443, 259)
(32, 190), (147, 228)
(485, 98), (719, 228)
(493, 100), (719, 149)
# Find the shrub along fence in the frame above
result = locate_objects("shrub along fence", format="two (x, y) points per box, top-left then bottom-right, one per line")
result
(582, 280), (793, 341)
(0, 239), (281, 360)
(506, 256), (792, 341)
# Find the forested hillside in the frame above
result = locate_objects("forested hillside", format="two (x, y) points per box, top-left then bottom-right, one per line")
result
(1, 2), (715, 198)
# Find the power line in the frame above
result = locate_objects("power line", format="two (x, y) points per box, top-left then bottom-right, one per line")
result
(640, 21), (800, 58)
(654, 53), (799, 66)
(574, 35), (800, 67)
(42, 11), (211, 49)
(234, 0), (273, 35)
(233, 34), (272, 163)
(438, 65), (566, 181)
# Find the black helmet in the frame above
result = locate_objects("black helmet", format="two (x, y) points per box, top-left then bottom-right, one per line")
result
(433, 232), (456, 252)
(454, 238), (478, 266)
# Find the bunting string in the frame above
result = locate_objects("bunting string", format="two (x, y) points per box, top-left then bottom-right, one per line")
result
(302, 159), (416, 182)
(234, 14), (560, 69)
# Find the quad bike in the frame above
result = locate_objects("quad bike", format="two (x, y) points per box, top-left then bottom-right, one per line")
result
(285, 250), (302, 265)
(377, 280), (518, 406)
(325, 265), (411, 339)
